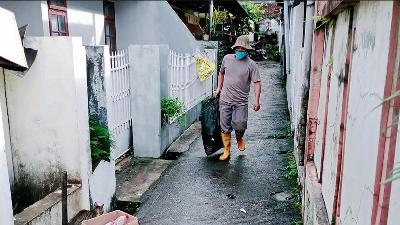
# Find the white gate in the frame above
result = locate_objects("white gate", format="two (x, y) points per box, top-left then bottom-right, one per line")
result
(168, 50), (212, 111)
(110, 50), (132, 159)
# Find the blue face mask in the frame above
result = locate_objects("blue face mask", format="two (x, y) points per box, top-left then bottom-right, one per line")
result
(235, 50), (247, 60)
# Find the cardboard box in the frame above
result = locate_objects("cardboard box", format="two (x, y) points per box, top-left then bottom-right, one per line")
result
(82, 210), (139, 225)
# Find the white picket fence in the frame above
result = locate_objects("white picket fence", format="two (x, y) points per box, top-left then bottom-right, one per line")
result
(109, 49), (132, 159)
(168, 50), (211, 111)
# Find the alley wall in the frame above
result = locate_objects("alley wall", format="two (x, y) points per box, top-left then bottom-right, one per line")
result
(284, 1), (400, 224)
(4, 37), (91, 212)
(339, 2), (395, 224)
(0, 68), (14, 225)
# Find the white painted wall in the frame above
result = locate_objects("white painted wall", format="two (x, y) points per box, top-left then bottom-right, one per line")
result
(387, 11), (400, 225)
(115, 1), (198, 52)
(283, 2), (291, 76)
(320, 11), (350, 219)
(4, 37), (90, 211)
(89, 160), (116, 212)
(67, 1), (105, 46)
(388, 119), (400, 225)
(339, 2), (393, 224)
(130, 44), (163, 158)
(286, 2), (304, 120)
(0, 1), (105, 46)
(314, 25), (334, 179)
(0, 1), (46, 36)
(0, 69), (14, 225)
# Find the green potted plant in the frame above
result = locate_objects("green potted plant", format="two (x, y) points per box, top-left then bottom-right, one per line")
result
(161, 97), (185, 126)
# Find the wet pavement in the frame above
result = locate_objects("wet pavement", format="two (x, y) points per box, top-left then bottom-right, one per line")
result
(135, 61), (300, 225)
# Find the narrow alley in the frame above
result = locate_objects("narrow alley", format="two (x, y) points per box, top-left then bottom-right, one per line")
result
(134, 61), (301, 225)
(3, 1), (400, 225)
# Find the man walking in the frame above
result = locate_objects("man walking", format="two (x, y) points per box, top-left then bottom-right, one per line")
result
(214, 35), (262, 161)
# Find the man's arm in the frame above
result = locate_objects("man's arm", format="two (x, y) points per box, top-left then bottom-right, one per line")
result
(253, 81), (261, 111)
(214, 71), (224, 97)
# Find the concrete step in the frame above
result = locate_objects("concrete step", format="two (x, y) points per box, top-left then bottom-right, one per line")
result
(115, 122), (202, 214)
(116, 158), (172, 204)
(165, 121), (201, 154)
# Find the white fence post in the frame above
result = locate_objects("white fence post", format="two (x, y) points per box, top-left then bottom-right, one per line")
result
(130, 45), (166, 158)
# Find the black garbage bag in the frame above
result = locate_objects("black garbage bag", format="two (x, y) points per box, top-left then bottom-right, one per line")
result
(200, 97), (223, 156)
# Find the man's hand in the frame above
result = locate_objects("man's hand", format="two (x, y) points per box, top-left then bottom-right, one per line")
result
(214, 88), (221, 97)
(252, 101), (261, 111)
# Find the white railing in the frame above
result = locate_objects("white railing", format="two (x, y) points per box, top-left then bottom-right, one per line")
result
(168, 50), (211, 111)
(110, 49), (132, 158)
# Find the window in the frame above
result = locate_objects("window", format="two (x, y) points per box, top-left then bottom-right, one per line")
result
(104, 1), (116, 52)
(48, 0), (69, 36)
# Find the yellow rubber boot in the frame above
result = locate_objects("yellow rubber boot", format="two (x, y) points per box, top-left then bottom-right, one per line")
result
(219, 132), (231, 161)
(236, 131), (246, 151)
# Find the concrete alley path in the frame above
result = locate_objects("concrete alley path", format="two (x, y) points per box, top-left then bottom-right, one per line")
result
(135, 61), (300, 225)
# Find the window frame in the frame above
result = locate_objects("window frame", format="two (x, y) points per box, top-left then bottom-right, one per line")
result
(47, 0), (69, 36)
(103, 0), (117, 52)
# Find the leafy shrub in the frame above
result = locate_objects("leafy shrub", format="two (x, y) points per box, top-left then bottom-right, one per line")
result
(161, 97), (184, 125)
(89, 117), (112, 169)
(212, 10), (229, 25)
(266, 45), (281, 62)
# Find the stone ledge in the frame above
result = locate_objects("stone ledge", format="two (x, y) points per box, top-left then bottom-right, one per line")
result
(303, 162), (329, 225)
(15, 184), (81, 225)
(116, 158), (172, 203)
(166, 121), (201, 154)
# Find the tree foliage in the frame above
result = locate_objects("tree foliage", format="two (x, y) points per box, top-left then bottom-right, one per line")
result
(241, 1), (265, 23)
(262, 2), (282, 20)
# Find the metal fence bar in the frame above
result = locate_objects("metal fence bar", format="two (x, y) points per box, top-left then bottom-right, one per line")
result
(167, 49), (213, 113)
(109, 49), (132, 158)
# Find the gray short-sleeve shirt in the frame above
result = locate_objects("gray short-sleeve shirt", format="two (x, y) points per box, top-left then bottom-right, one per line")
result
(219, 54), (260, 105)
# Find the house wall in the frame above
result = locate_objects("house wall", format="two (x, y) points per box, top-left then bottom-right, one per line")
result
(67, 1), (105, 46)
(0, 1), (105, 46)
(0, 1), (46, 36)
(115, 1), (198, 53)
(4, 37), (90, 212)
(0, 69), (14, 225)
